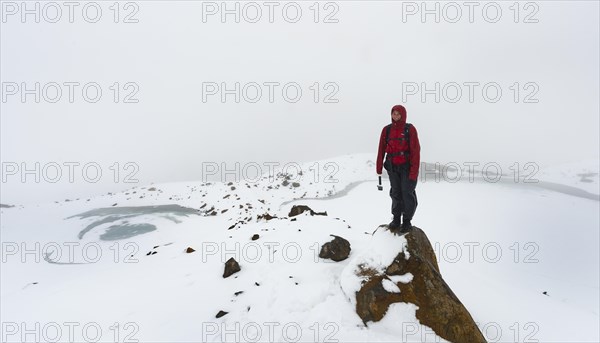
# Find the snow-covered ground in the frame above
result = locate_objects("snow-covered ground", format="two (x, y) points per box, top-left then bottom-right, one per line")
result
(536, 159), (599, 195)
(1, 154), (598, 342)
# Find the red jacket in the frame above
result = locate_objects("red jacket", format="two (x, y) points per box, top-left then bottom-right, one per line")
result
(376, 105), (420, 180)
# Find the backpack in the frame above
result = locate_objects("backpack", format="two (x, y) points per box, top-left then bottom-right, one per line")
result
(385, 123), (412, 158)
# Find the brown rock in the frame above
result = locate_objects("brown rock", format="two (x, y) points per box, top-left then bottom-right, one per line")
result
(185, 247), (195, 253)
(319, 235), (351, 261)
(355, 227), (486, 343)
(257, 213), (277, 221)
(223, 257), (241, 278)
(288, 205), (327, 217)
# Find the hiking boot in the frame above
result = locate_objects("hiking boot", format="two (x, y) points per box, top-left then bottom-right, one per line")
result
(399, 221), (412, 234)
(388, 217), (401, 229)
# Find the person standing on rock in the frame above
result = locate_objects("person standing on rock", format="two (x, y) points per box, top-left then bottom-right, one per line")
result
(376, 104), (421, 232)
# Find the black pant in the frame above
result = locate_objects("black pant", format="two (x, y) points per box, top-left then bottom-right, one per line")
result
(384, 160), (418, 222)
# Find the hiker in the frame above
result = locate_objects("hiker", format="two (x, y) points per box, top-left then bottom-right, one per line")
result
(376, 104), (421, 232)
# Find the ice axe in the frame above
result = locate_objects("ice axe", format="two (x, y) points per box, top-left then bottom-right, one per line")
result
(377, 175), (383, 191)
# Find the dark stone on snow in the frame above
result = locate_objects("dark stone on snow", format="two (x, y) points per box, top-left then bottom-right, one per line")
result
(257, 213), (277, 221)
(223, 257), (241, 278)
(288, 205), (327, 217)
(319, 235), (351, 262)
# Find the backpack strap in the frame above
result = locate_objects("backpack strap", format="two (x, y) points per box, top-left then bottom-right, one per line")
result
(405, 123), (411, 152)
(385, 124), (392, 146)
(385, 123), (411, 144)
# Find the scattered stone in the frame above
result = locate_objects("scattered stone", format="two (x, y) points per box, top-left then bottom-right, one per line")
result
(223, 258), (241, 278)
(234, 291), (244, 296)
(255, 282), (260, 286)
(257, 213), (277, 221)
(251, 234), (259, 241)
(112, 203), (118, 207)
(148, 187), (156, 191)
(216, 310), (228, 318)
(292, 182), (300, 187)
(185, 247), (195, 253)
(228, 221), (244, 230)
(319, 235), (351, 262)
(288, 205), (327, 217)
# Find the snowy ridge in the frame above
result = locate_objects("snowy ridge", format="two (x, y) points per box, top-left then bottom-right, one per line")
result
(1, 153), (598, 342)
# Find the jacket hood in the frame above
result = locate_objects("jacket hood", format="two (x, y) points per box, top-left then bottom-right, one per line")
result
(391, 104), (407, 125)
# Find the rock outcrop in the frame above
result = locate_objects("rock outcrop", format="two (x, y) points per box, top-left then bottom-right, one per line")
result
(348, 226), (486, 343)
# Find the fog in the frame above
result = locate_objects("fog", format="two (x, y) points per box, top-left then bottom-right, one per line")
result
(1, 1), (598, 205)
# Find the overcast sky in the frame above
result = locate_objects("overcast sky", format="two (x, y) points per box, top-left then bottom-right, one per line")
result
(1, 1), (599, 205)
